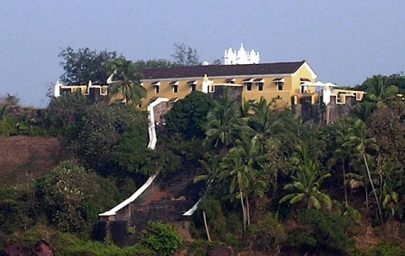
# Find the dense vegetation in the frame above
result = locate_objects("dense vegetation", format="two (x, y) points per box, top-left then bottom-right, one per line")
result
(0, 47), (404, 255)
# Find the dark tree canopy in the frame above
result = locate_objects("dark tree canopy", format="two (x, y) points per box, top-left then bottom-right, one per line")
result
(59, 47), (120, 84)
(165, 91), (214, 139)
(134, 59), (174, 71)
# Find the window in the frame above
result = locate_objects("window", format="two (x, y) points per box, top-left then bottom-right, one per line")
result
(170, 81), (179, 93)
(152, 81), (160, 94)
(246, 82), (253, 91)
(254, 78), (264, 91)
(273, 78), (284, 91)
(188, 81), (197, 91)
(243, 78), (253, 91)
(276, 82), (283, 91)
(226, 78), (236, 84)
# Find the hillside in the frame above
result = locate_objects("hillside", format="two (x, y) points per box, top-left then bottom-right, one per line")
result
(0, 136), (66, 186)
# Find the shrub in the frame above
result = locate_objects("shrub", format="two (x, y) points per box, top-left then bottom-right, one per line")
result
(375, 241), (403, 256)
(36, 161), (118, 234)
(51, 232), (153, 256)
(0, 186), (37, 234)
(248, 213), (287, 252)
(286, 209), (354, 254)
(141, 221), (182, 256)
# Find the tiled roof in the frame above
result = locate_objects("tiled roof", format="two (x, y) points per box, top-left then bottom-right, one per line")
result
(141, 61), (306, 80)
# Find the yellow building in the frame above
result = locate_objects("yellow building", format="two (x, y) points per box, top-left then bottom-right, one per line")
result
(140, 61), (318, 109)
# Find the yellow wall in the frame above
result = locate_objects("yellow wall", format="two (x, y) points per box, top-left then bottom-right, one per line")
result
(140, 63), (316, 109)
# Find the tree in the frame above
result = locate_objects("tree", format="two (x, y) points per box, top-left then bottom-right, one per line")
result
(219, 147), (250, 232)
(387, 72), (405, 94)
(59, 47), (119, 84)
(45, 93), (89, 138)
(57, 103), (149, 175)
(279, 160), (332, 210)
(166, 91), (213, 139)
(248, 97), (275, 152)
(204, 96), (246, 154)
(361, 75), (399, 107)
(171, 43), (200, 66)
(344, 119), (383, 222)
(218, 137), (263, 232)
(37, 161), (100, 233)
(134, 59), (174, 69)
(107, 58), (146, 105)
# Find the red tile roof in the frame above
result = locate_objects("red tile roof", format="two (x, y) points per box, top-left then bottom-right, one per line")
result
(141, 61), (306, 80)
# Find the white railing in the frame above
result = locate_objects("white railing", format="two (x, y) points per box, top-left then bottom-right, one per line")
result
(99, 98), (169, 217)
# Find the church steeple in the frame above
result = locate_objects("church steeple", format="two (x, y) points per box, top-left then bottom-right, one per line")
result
(223, 43), (260, 65)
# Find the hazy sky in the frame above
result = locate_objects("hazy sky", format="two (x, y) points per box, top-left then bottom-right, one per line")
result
(1, 0), (405, 107)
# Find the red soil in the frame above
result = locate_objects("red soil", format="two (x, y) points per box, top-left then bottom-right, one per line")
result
(0, 136), (67, 186)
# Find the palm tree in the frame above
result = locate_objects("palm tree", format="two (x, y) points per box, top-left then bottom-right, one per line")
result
(218, 136), (265, 232)
(107, 58), (146, 105)
(279, 158), (332, 210)
(329, 123), (353, 205)
(219, 147), (250, 232)
(204, 96), (246, 155)
(248, 97), (274, 152)
(193, 152), (221, 241)
(344, 119), (383, 222)
(363, 75), (399, 107)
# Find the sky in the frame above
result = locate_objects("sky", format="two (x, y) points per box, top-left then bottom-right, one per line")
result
(1, 0), (405, 107)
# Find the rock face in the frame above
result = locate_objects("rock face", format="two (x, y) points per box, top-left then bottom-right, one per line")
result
(98, 168), (204, 247)
(293, 95), (358, 124)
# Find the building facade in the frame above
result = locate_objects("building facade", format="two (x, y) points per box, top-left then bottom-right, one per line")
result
(140, 61), (319, 109)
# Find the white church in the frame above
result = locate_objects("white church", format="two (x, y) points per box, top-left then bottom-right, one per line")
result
(223, 44), (260, 65)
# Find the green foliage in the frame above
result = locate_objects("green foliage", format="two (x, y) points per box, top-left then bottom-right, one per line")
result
(141, 221), (182, 256)
(374, 241), (403, 256)
(0, 95), (47, 137)
(0, 116), (19, 136)
(59, 47), (120, 84)
(134, 59), (174, 69)
(248, 213), (286, 252)
(166, 91), (214, 139)
(279, 144), (332, 210)
(287, 209), (354, 254)
(198, 196), (226, 238)
(187, 239), (211, 256)
(51, 232), (153, 256)
(45, 93), (89, 138)
(107, 57), (146, 105)
(36, 161), (115, 234)
(0, 186), (37, 234)
(112, 127), (152, 176)
(204, 96), (247, 152)
(72, 105), (147, 174)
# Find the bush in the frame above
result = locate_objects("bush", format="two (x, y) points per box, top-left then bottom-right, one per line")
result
(0, 186), (37, 234)
(166, 91), (213, 139)
(248, 213), (286, 252)
(51, 232), (153, 256)
(141, 222), (182, 256)
(36, 161), (119, 234)
(286, 209), (354, 254)
(375, 241), (403, 256)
